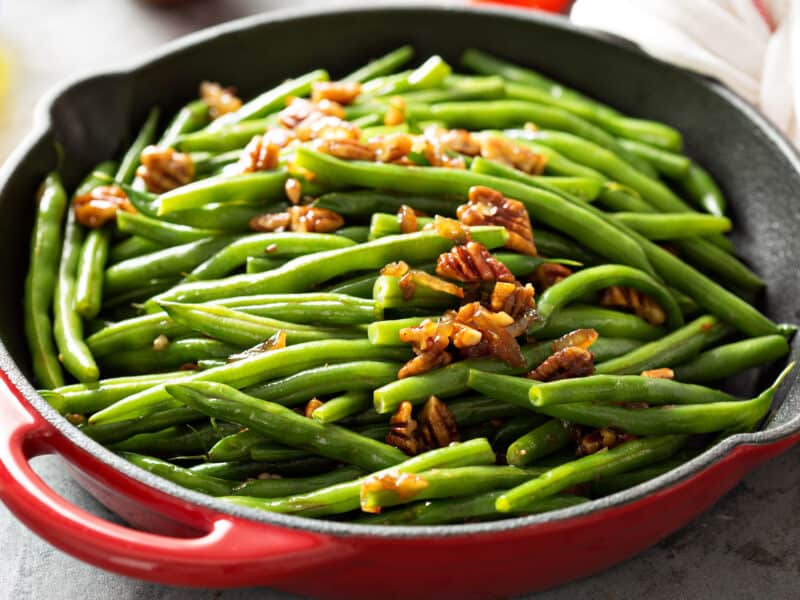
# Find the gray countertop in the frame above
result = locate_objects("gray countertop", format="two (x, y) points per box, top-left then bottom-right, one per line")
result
(1, 1), (798, 598)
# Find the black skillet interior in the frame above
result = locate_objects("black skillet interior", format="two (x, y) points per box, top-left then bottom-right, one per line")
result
(0, 4), (799, 534)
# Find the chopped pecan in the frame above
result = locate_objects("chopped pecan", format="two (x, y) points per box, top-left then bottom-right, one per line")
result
(576, 427), (637, 457)
(380, 260), (411, 277)
(397, 204), (419, 234)
(386, 401), (425, 454)
(599, 286), (667, 326)
(529, 346), (595, 382)
(284, 177), (302, 205)
(418, 137), (467, 169)
(304, 398), (324, 418)
(426, 215), (471, 244)
(226, 331), (287, 362)
(136, 145), (195, 194)
(489, 282), (536, 323)
(400, 269), (464, 301)
(66, 413), (85, 426)
(397, 318), (454, 379)
(551, 328), (599, 352)
(313, 137), (376, 161)
(641, 368), (674, 379)
(454, 301), (526, 367)
(249, 205), (344, 233)
(384, 96), (406, 126)
(424, 126), (481, 156)
(418, 396), (460, 449)
(370, 133), (414, 163)
(478, 134), (547, 174)
(200, 81), (242, 119)
(279, 97), (318, 129)
(532, 262), (572, 290)
(436, 241), (515, 283)
(458, 186), (537, 256)
(237, 135), (280, 173)
(296, 115), (360, 142)
(312, 81), (362, 105)
(73, 185), (135, 228)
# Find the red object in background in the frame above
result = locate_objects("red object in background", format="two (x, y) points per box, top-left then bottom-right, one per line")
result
(1, 369), (799, 598)
(473, 0), (573, 13)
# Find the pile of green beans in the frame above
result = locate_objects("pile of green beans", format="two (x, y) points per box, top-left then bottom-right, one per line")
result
(22, 46), (794, 527)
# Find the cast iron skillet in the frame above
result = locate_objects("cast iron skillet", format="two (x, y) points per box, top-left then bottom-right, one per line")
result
(0, 4), (798, 599)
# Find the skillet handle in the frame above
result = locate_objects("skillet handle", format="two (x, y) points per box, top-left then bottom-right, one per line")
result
(0, 372), (337, 587)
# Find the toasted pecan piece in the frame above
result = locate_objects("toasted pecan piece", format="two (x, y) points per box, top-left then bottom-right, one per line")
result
(312, 81), (362, 105)
(599, 285), (667, 326)
(73, 185), (135, 228)
(397, 204), (419, 234)
(532, 262), (572, 290)
(424, 126), (482, 156)
(551, 328), (598, 353)
(313, 137), (376, 161)
(641, 368), (674, 379)
(458, 186), (537, 256)
(436, 241), (515, 283)
(418, 396), (460, 449)
(576, 427), (637, 457)
(370, 133), (414, 163)
(386, 401), (425, 454)
(200, 81), (242, 119)
(304, 398), (324, 418)
(489, 281), (536, 324)
(478, 134), (547, 174)
(249, 205), (344, 233)
(136, 145), (195, 194)
(384, 96), (406, 126)
(529, 346), (595, 382)
(237, 135), (281, 173)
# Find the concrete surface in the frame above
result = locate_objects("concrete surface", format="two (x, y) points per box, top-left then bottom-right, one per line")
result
(1, 1), (798, 598)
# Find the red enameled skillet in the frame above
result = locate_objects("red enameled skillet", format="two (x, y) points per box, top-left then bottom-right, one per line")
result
(1, 5), (799, 599)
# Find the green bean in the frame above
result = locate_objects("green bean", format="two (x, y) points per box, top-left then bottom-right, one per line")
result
(163, 202), (280, 231)
(336, 226), (370, 243)
(24, 173), (69, 388)
(103, 278), (182, 313)
(537, 264), (684, 330)
(679, 163), (726, 216)
(186, 232), (354, 281)
(468, 366), (792, 436)
(54, 208), (99, 382)
(157, 171), (288, 215)
(373, 342), (552, 414)
(529, 305), (664, 341)
(243, 361), (401, 406)
(591, 338), (644, 362)
(529, 375), (735, 408)
(208, 429), (294, 462)
(403, 75), (506, 103)
(495, 436), (687, 512)
(462, 49), (682, 150)
(90, 339), (410, 424)
(119, 452), (234, 496)
(533, 230), (602, 264)
(159, 100), (210, 147)
(109, 236), (163, 263)
(672, 237), (764, 293)
(245, 256), (287, 273)
(41, 371), (193, 414)
(110, 421), (241, 457)
(368, 213), (432, 239)
(98, 338), (238, 375)
(166, 381), (406, 471)
(81, 407), (201, 444)
(117, 107), (160, 185)
(343, 45), (415, 83)
(363, 55), (452, 97)
(373, 278), (456, 314)
(673, 335), (790, 383)
(422, 101), (657, 177)
(104, 237), (233, 297)
(189, 457), (337, 480)
(116, 210), (225, 246)
(147, 226), (508, 309)
(74, 229), (111, 319)
(325, 272), (380, 298)
(610, 213), (731, 240)
(586, 457), (689, 497)
(597, 183), (657, 213)
(232, 466), (365, 498)
(506, 419), (572, 466)
(176, 118), (271, 153)
(470, 157), (603, 201)
(595, 315), (723, 375)
(310, 391), (372, 424)
(249, 446), (311, 462)
(367, 317), (429, 345)
(158, 302), (363, 347)
(618, 139), (690, 178)
(223, 438), (495, 517)
(360, 465), (547, 512)
(357, 491), (587, 525)
(493, 414), (549, 449)
(191, 149), (241, 176)
(294, 148), (654, 275)
(207, 69), (329, 131)
(313, 190), (457, 218)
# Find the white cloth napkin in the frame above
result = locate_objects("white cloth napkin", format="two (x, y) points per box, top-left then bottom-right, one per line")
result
(571, 0), (799, 147)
